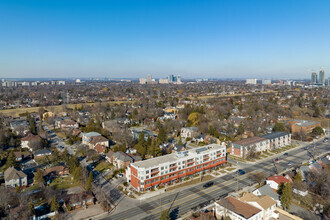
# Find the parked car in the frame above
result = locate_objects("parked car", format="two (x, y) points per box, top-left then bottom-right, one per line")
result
(324, 138), (329, 143)
(203, 181), (214, 188)
(287, 162), (292, 166)
(275, 158), (279, 162)
(237, 169), (245, 175)
(283, 152), (289, 156)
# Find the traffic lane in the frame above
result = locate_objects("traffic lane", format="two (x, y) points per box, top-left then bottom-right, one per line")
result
(108, 142), (330, 219)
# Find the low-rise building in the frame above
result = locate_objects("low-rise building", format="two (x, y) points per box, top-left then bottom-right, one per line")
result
(266, 175), (292, 190)
(260, 132), (291, 150)
(112, 151), (141, 169)
(253, 184), (281, 207)
(230, 136), (269, 158)
(43, 166), (69, 178)
(81, 132), (109, 149)
(21, 133), (41, 151)
(4, 167), (28, 188)
(288, 119), (321, 135)
(34, 149), (52, 158)
(240, 193), (278, 220)
(215, 196), (263, 220)
(127, 144), (226, 191)
(181, 127), (200, 139)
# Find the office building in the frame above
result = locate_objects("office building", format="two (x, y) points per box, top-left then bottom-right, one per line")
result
(262, 80), (271, 85)
(246, 79), (257, 85)
(319, 70), (325, 85)
(311, 72), (317, 84)
(126, 144), (226, 191)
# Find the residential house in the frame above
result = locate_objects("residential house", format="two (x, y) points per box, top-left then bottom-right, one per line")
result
(171, 144), (186, 153)
(94, 143), (107, 154)
(230, 136), (269, 158)
(240, 193), (278, 220)
(253, 184), (281, 207)
(10, 119), (29, 135)
(43, 166), (69, 178)
(130, 128), (157, 141)
(63, 192), (94, 210)
(21, 133), (41, 151)
(14, 152), (23, 161)
(193, 134), (206, 144)
(34, 149), (52, 158)
(55, 118), (79, 129)
(215, 196), (263, 220)
(105, 150), (115, 163)
(4, 167), (28, 188)
(181, 127), (200, 139)
(266, 175), (293, 190)
(113, 151), (141, 169)
(81, 132), (109, 149)
(288, 120), (321, 135)
(260, 132), (291, 150)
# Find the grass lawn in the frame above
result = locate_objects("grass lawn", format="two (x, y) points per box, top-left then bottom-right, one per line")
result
(26, 184), (40, 192)
(0, 100), (133, 117)
(225, 167), (236, 171)
(50, 175), (79, 190)
(166, 175), (213, 192)
(95, 161), (113, 173)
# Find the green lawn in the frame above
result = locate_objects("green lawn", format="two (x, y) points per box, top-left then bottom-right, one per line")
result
(95, 161), (113, 173)
(26, 184), (40, 191)
(50, 175), (79, 190)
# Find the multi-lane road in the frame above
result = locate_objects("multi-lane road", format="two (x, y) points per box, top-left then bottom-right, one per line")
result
(106, 138), (330, 220)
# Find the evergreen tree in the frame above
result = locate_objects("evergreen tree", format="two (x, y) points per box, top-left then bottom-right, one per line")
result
(86, 172), (93, 191)
(50, 195), (59, 211)
(34, 169), (45, 185)
(160, 210), (170, 220)
(158, 126), (167, 143)
(5, 151), (18, 168)
(279, 183), (292, 210)
(272, 122), (286, 132)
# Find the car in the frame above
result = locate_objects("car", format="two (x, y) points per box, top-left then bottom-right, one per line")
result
(287, 162), (292, 166)
(237, 169), (245, 175)
(304, 146), (309, 150)
(275, 158), (279, 162)
(283, 153), (288, 156)
(117, 174), (124, 178)
(203, 181), (214, 188)
(324, 138), (329, 143)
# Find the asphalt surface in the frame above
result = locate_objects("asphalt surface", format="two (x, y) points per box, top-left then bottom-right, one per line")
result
(105, 139), (330, 220)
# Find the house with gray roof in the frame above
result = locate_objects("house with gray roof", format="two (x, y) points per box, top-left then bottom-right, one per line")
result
(253, 184), (281, 206)
(113, 151), (141, 169)
(4, 167), (28, 188)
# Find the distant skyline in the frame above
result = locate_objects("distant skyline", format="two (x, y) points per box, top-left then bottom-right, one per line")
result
(1, 0), (329, 79)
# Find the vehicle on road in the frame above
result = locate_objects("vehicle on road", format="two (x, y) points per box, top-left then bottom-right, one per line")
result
(203, 181), (214, 188)
(237, 169), (245, 175)
(287, 162), (292, 166)
(275, 158), (279, 162)
(283, 152), (288, 156)
(324, 138), (329, 143)
(117, 174), (124, 178)
(304, 146), (309, 150)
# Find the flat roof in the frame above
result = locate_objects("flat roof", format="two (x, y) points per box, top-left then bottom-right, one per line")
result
(291, 120), (320, 127)
(132, 144), (225, 169)
(261, 132), (289, 139)
(233, 136), (267, 146)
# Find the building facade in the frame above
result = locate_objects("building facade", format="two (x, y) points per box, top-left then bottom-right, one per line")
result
(260, 132), (291, 150)
(288, 120), (321, 134)
(126, 144), (226, 191)
(230, 136), (269, 158)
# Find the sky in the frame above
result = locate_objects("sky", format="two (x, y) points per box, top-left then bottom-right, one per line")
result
(0, 0), (330, 79)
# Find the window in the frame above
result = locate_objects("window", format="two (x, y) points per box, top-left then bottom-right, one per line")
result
(182, 161), (185, 164)
(146, 175), (149, 179)
(178, 162), (181, 165)
(161, 166), (164, 170)
(151, 179), (155, 183)
(146, 170), (149, 174)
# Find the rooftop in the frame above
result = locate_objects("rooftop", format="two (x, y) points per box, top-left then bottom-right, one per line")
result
(132, 144), (225, 169)
(216, 196), (261, 219)
(4, 167), (27, 180)
(240, 193), (276, 210)
(261, 132), (289, 140)
(233, 136), (267, 146)
(291, 120), (320, 127)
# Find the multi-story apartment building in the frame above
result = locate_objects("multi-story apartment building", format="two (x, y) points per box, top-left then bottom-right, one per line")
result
(260, 132), (291, 150)
(126, 144), (226, 191)
(230, 132), (292, 158)
(288, 119), (321, 135)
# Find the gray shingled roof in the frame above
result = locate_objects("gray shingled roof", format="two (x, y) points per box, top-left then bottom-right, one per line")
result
(4, 167), (27, 181)
(261, 132), (289, 140)
(254, 184), (280, 201)
(113, 151), (133, 162)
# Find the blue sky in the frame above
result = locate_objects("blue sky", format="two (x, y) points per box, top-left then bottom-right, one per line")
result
(0, 0), (329, 79)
